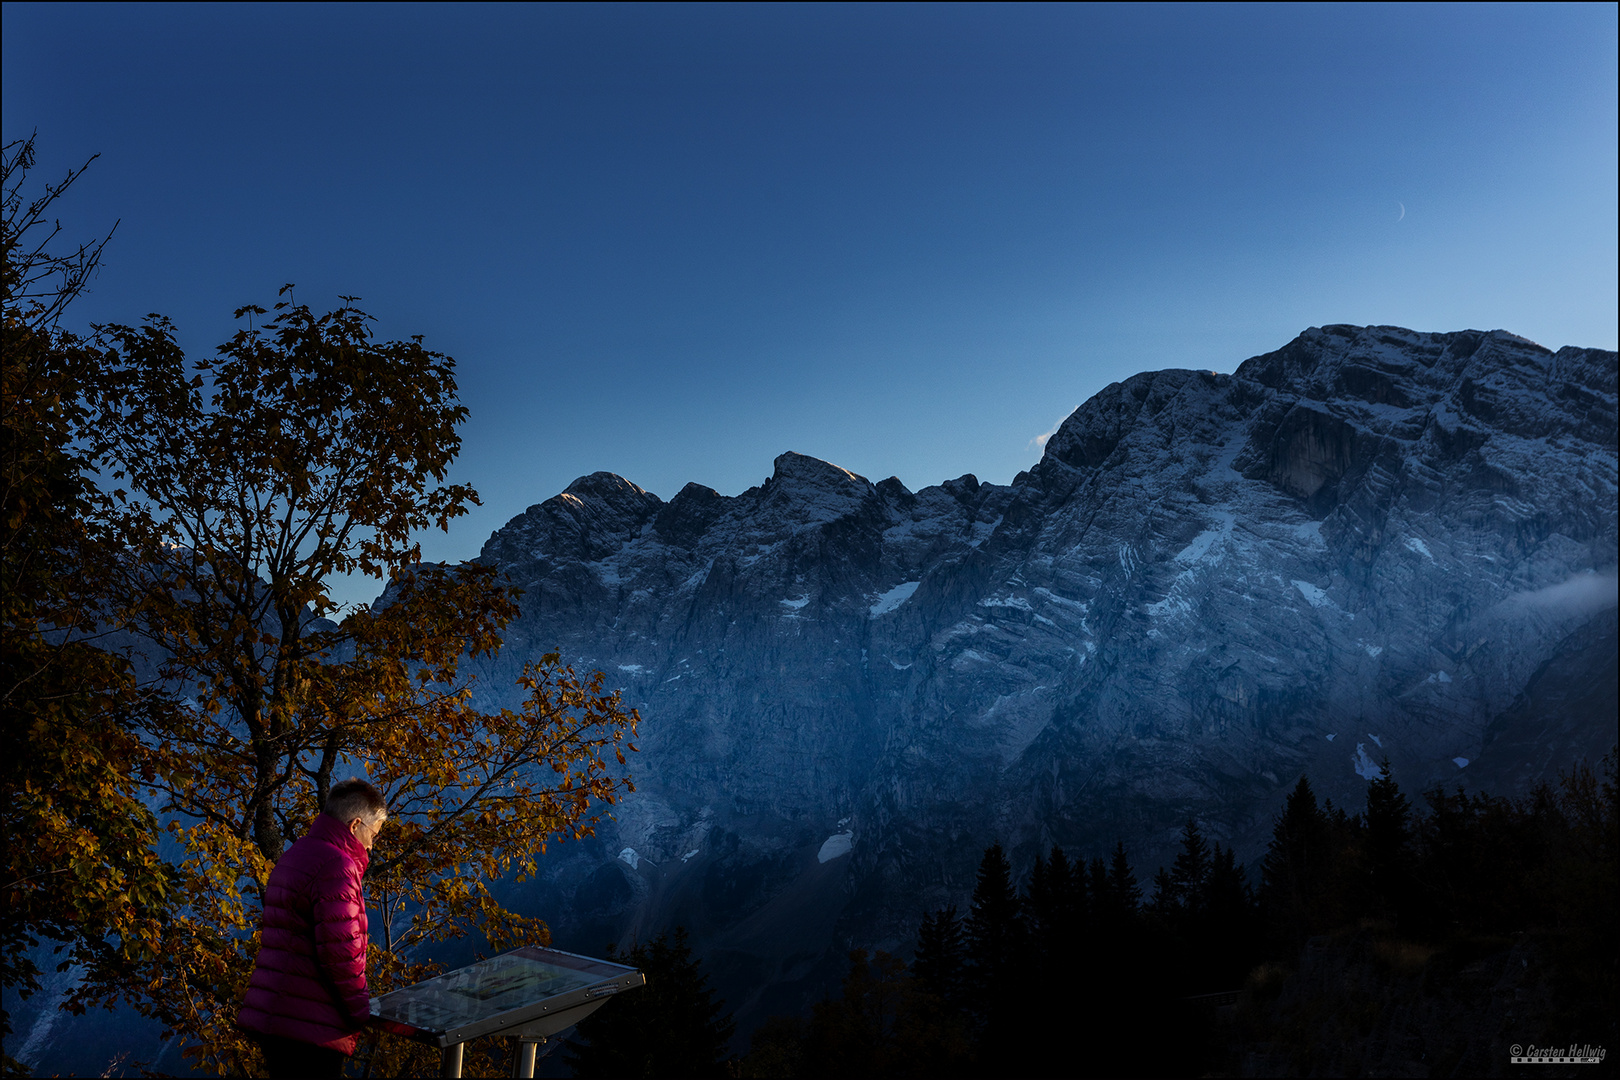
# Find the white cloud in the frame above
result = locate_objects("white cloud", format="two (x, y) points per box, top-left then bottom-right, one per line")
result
(1027, 413), (1072, 453)
(1495, 569), (1619, 620)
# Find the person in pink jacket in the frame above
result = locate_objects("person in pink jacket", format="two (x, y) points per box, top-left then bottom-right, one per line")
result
(239, 778), (386, 1078)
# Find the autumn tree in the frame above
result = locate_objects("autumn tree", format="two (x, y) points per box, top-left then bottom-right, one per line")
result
(47, 285), (641, 1075)
(1, 134), (174, 1068)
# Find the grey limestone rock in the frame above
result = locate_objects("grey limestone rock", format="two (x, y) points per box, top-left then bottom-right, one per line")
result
(470, 325), (1617, 1028)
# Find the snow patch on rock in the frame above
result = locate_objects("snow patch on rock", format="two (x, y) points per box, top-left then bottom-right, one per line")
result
(1293, 580), (1330, 608)
(979, 594), (1033, 611)
(1405, 537), (1434, 560)
(869, 581), (920, 617)
(818, 832), (853, 863)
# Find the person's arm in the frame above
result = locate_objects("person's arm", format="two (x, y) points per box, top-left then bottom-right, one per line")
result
(312, 864), (371, 1029)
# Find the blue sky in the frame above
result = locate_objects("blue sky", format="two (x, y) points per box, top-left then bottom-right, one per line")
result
(5, 3), (1616, 606)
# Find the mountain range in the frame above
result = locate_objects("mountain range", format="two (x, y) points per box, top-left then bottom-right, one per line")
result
(11, 323), (1617, 1071)
(465, 324), (1617, 1030)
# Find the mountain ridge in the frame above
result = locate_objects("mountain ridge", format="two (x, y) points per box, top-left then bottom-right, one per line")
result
(464, 323), (1616, 1030)
(11, 324), (1616, 1070)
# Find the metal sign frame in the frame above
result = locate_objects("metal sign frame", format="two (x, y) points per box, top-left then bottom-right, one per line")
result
(367, 945), (645, 1078)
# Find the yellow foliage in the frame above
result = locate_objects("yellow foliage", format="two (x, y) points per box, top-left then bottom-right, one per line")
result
(5, 171), (639, 1073)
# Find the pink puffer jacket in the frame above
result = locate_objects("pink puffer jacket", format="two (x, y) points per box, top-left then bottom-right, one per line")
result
(238, 813), (371, 1054)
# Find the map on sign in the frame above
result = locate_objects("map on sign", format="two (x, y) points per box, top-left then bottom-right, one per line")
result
(370, 946), (633, 1037)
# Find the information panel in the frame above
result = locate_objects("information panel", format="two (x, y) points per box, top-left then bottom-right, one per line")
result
(369, 946), (641, 1047)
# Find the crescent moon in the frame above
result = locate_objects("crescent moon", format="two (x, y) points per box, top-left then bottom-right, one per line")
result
(1397, 202), (1406, 221)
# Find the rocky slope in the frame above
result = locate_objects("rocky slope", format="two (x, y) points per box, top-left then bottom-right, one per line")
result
(463, 324), (1617, 1030)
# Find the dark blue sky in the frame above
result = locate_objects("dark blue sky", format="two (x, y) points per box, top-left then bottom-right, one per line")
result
(6, 3), (1615, 606)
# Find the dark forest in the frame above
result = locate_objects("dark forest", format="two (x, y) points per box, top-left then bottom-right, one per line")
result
(566, 754), (1616, 1078)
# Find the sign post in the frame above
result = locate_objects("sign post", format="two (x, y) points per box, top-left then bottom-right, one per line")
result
(367, 946), (645, 1078)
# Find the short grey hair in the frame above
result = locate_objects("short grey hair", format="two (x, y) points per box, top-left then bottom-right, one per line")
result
(325, 778), (387, 824)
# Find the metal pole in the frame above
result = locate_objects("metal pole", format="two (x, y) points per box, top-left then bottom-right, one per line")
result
(440, 1042), (464, 1078)
(514, 1038), (542, 1079)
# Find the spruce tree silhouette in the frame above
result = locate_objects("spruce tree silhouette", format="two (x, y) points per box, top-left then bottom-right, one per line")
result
(888, 756), (1617, 1078)
(805, 949), (910, 1078)
(967, 845), (1025, 992)
(1024, 847), (1085, 1076)
(913, 904), (967, 1016)
(1203, 842), (1258, 989)
(1083, 843), (1148, 1077)
(966, 845), (1026, 1066)
(1364, 760), (1413, 925)
(1168, 819), (1211, 918)
(564, 928), (734, 1078)
(1086, 856), (1110, 923)
(1107, 841), (1144, 918)
(1261, 777), (1335, 954)
(1148, 865), (1178, 924)
(1026, 849), (1076, 957)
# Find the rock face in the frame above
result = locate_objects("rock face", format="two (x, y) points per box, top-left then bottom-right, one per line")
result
(471, 326), (1617, 1029)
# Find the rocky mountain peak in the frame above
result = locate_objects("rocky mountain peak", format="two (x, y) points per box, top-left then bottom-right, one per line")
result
(1040, 367), (1221, 474)
(769, 450), (873, 492)
(654, 482), (728, 549)
(759, 451), (878, 525)
(464, 325), (1615, 1031)
(563, 470), (661, 507)
(479, 471), (662, 567)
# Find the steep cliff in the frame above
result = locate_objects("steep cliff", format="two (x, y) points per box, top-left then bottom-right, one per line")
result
(468, 325), (1618, 1027)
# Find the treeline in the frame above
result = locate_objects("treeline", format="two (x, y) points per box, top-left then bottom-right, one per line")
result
(560, 755), (1615, 1077)
(732, 753), (1617, 1078)
(740, 830), (1250, 1077)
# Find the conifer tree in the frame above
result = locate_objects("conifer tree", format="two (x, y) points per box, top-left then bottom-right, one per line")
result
(1051, 847), (1083, 920)
(1105, 841), (1144, 921)
(1023, 847), (1085, 1076)
(1027, 846), (1081, 942)
(1089, 843), (1149, 1075)
(1148, 866), (1179, 922)
(1205, 843), (1253, 929)
(1261, 776), (1333, 952)
(1027, 848), (1053, 933)
(565, 928), (734, 1078)
(1087, 856), (1110, 919)
(1042, 846), (1085, 974)
(1203, 842), (1258, 989)
(804, 949), (907, 1078)
(913, 904), (967, 1014)
(1169, 818), (1212, 917)
(967, 845), (1024, 981)
(1082, 854), (1114, 1040)
(966, 843), (1025, 1048)
(1364, 760), (1412, 922)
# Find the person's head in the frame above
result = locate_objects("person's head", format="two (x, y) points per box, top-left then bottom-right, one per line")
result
(325, 778), (388, 851)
